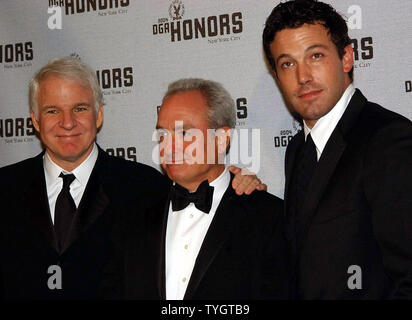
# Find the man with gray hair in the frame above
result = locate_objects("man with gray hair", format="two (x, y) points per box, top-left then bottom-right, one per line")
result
(101, 78), (291, 299)
(0, 57), (170, 299)
(0, 59), (264, 299)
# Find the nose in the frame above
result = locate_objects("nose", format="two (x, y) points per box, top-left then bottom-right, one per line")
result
(164, 132), (183, 164)
(59, 110), (76, 129)
(164, 133), (173, 156)
(296, 63), (312, 85)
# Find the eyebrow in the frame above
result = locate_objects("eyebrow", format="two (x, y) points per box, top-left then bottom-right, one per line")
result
(42, 105), (57, 110)
(41, 102), (91, 109)
(276, 44), (329, 64)
(74, 102), (91, 107)
(305, 44), (329, 52)
(155, 123), (193, 130)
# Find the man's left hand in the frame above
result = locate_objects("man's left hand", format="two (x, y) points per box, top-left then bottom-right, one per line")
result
(229, 166), (267, 195)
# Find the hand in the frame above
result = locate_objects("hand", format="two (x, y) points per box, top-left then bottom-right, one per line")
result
(229, 166), (267, 195)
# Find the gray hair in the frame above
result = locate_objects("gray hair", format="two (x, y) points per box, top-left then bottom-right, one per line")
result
(29, 57), (103, 117)
(162, 78), (236, 129)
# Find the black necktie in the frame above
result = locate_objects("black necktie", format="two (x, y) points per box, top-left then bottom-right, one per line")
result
(295, 133), (318, 209)
(170, 180), (214, 214)
(288, 133), (318, 229)
(54, 172), (76, 252)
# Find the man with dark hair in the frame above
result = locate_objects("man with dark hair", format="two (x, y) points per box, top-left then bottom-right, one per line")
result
(263, 0), (412, 299)
(101, 78), (291, 300)
(263, 0), (353, 80)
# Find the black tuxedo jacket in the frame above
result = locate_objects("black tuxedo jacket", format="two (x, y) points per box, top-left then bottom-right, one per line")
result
(101, 174), (292, 300)
(0, 147), (169, 299)
(285, 89), (412, 299)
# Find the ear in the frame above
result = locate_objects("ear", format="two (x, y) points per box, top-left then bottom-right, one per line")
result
(30, 110), (40, 132)
(342, 44), (354, 74)
(96, 104), (103, 129)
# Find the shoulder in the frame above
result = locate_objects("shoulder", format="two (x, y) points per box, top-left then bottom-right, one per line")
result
(101, 152), (163, 178)
(96, 150), (171, 196)
(0, 153), (43, 196)
(0, 153), (42, 179)
(226, 190), (284, 237)
(240, 189), (282, 205)
(235, 190), (283, 217)
(358, 99), (412, 147)
(341, 93), (412, 169)
(362, 100), (411, 128)
(346, 89), (411, 134)
(225, 172), (283, 212)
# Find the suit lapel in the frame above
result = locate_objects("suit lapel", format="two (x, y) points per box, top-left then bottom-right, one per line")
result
(295, 89), (367, 252)
(295, 130), (347, 251)
(283, 132), (304, 258)
(284, 131), (304, 217)
(60, 149), (110, 253)
(152, 194), (170, 300)
(184, 180), (239, 299)
(23, 152), (59, 252)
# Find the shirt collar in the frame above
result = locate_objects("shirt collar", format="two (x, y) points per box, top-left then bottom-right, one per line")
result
(43, 143), (98, 186)
(209, 166), (230, 214)
(209, 166), (230, 190)
(303, 84), (355, 156)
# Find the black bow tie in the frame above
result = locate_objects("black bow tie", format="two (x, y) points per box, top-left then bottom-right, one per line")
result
(170, 180), (214, 214)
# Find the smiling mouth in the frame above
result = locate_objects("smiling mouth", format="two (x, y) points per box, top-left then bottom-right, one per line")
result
(163, 159), (184, 165)
(298, 90), (323, 100)
(57, 134), (81, 138)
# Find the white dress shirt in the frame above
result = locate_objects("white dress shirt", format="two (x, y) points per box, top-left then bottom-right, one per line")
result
(165, 167), (230, 300)
(43, 143), (98, 224)
(303, 84), (356, 160)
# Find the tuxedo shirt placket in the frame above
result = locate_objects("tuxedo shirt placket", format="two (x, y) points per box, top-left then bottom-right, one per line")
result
(165, 167), (230, 300)
(166, 203), (212, 300)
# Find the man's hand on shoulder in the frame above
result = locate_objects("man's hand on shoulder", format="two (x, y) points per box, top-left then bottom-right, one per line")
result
(229, 166), (267, 195)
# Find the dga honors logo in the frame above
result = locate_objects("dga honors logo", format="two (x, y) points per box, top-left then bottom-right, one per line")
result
(66, 53), (134, 95)
(48, 0), (129, 16)
(1, 41), (33, 70)
(346, 4), (373, 69)
(235, 97), (248, 127)
(105, 146), (137, 161)
(152, 0), (243, 43)
(169, 0), (184, 20)
(405, 80), (411, 93)
(69, 52), (81, 60)
(350, 36), (374, 69)
(0, 117), (35, 144)
(96, 65), (134, 96)
(274, 118), (302, 149)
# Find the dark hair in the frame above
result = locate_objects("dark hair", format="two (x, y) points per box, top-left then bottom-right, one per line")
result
(262, 0), (353, 80)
